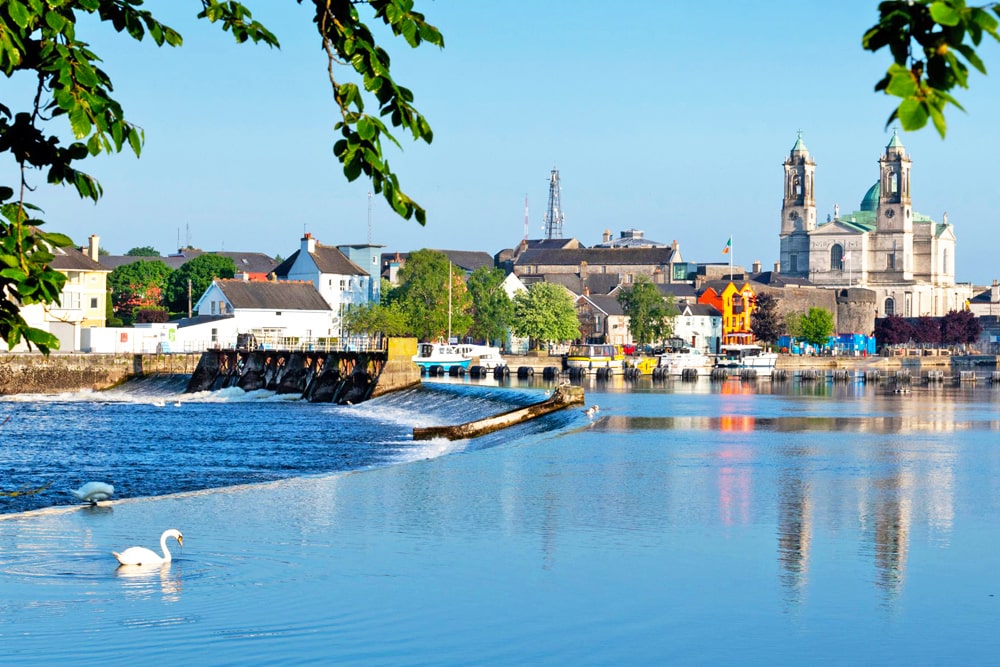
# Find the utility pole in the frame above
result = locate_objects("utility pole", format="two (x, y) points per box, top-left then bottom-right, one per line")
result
(187, 279), (192, 319)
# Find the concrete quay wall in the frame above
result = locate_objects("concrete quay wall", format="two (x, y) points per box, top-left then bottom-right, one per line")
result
(0, 353), (202, 395)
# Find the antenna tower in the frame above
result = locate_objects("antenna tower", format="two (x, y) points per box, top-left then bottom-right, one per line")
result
(543, 167), (564, 239)
(523, 195), (529, 241)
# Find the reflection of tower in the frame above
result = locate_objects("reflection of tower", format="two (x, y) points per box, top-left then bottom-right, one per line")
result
(777, 467), (812, 604)
(543, 168), (564, 239)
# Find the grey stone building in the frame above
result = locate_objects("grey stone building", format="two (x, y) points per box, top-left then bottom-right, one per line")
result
(778, 131), (971, 317)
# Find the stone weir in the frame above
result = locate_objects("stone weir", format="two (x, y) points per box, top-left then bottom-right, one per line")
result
(185, 337), (421, 404)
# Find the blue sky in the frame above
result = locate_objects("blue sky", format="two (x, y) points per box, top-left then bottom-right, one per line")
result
(7, 1), (999, 284)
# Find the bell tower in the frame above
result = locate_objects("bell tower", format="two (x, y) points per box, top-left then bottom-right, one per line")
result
(779, 132), (816, 277)
(877, 129), (912, 233)
(781, 131), (816, 235)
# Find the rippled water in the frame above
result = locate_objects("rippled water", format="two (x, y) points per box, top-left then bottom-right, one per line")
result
(2, 376), (1000, 664)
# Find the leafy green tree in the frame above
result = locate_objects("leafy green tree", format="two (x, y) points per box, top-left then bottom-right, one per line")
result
(394, 249), (472, 341)
(343, 301), (411, 337)
(798, 307), (835, 347)
(864, 1), (1000, 136)
(750, 292), (785, 347)
(164, 254), (235, 313)
(616, 275), (678, 346)
(108, 259), (173, 323)
(511, 282), (579, 350)
(125, 246), (161, 257)
(1, 1), (441, 351)
(466, 266), (513, 347)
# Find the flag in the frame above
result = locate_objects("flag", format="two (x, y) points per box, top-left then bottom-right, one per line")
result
(843, 251), (851, 261)
(722, 237), (731, 255)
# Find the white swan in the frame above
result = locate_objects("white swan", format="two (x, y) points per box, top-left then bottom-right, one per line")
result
(152, 400), (166, 408)
(172, 400), (182, 407)
(113, 529), (183, 566)
(69, 482), (114, 504)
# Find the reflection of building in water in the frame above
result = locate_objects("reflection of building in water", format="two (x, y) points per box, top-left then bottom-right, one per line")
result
(865, 470), (913, 601)
(777, 466), (813, 603)
(717, 445), (752, 526)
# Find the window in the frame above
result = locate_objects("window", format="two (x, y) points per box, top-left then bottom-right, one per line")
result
(340, 279), (346, 290)
(789, 254), (798, 272)
(884, 297), (895, 316)
(830, 244), (844, 271)
(943, 248), (950, 275)
(90, 297), (98, 309)
(887, 253), (896, 270)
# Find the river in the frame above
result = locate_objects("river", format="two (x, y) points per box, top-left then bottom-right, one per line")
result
(1, 375), (999, 664)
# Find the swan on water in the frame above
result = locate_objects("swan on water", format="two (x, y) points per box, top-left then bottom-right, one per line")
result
(113, 529), (183, 566)
(584, 405), (599, 418)
(69, 482), (114, 504)
(152, 400), (166, 408)
(172, 400), (182, 407)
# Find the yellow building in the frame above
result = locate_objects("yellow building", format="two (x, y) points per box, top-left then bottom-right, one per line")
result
(15, 234), (109, 351)
(697, 281), (757, 346)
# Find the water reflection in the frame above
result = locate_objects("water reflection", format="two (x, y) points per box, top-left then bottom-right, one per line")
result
(115, 561), (183, 603)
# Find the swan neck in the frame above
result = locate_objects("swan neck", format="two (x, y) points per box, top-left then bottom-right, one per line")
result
(160, 532), (173, 562)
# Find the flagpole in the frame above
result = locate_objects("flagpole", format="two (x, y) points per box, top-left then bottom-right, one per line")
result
(729, 235), (733, 280)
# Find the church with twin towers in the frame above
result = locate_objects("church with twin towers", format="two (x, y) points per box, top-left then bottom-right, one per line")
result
(778, 131), (972, 317)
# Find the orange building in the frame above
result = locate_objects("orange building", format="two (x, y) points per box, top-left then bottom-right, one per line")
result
(697, 281), (758, 345)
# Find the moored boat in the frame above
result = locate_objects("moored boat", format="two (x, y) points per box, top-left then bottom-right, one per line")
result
(455, 344), (508, 370)
(412, 342), (472, 371)
(714, 344), (779, 377)
(657, 339), (713, 376)
(566, 343), (626, 374)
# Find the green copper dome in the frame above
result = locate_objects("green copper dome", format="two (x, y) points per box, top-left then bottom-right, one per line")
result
(790, 131), (808, 153)
(860, 181), (880, 211)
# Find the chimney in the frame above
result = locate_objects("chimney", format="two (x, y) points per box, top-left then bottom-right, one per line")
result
(602, 229), (612, 244)
(88, 234), (100, 261)
(752, 259), (762, 274)
(992, 279), (999, 303)
(301, 233), (316, 254)
(774, 261), (781, 274)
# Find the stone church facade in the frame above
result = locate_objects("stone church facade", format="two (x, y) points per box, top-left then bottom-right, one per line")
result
(778, 132), (971, 317)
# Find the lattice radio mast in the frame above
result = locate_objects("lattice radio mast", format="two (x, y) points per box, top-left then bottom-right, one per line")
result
(523, 195), (529, 241)
(543, 167), (564, 239)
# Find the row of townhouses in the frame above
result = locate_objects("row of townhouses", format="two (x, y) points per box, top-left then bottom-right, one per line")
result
(11, 133), (1000, 355)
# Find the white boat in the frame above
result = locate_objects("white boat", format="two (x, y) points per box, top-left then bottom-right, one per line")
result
(455, 344), (508, 370)
(412, 342), (472, 371)
(657, 342), (713, 376)
(714, 344), (779, 377)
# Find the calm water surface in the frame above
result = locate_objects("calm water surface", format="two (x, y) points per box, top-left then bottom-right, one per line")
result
(2, 375), (999, 664)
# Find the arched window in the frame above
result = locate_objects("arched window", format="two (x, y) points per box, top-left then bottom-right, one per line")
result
(885, 297), (895, 316)
(830, 244), (844, 271)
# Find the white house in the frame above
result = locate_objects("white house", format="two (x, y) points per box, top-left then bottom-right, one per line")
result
(272, 234), (372, 337)
(671, 302), (723, 355)
(176, 278), (334, 350)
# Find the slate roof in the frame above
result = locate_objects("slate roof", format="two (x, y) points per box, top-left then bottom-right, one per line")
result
(50, 246), (109, 272)
(101, 255), (188, 271)
(581, 294), (625, 316)
(101, 251), (278, 274)
(679, 303), (721, 317)
(273, 245), (368, 278)
(537, 272), (622, 296)
(655, 283), (697, 300)
(215, 280), (332, 311)
(750, 271), (815, 288)
(515, 246), (675, 267)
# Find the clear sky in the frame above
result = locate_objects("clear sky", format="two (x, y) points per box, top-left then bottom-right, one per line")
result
(6, 1), (999, 284)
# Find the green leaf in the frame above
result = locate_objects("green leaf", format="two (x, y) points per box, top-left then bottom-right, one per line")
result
(897, 98), (930, 131)
(930, 2), (962, 26)
(68, 106), (92, 139)
(928, 103), (948, 137)
(885, 64), (918, 98)
(357, 116), (375, 141)
(8, 0), (30, 29)
(0, 187), (13, 202)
